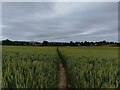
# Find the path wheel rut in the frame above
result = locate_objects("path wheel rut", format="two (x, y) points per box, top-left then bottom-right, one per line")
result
(57, 47), (68, 89)
(58, 63), (67, 89)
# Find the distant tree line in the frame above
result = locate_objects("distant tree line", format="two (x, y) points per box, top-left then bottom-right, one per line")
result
(1, 39), (120, 47)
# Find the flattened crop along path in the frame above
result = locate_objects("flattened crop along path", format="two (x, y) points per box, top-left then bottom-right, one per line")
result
(57, 47), (68, 89)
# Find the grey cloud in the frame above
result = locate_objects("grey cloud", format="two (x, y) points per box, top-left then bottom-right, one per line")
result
(2, 2), (118, 42)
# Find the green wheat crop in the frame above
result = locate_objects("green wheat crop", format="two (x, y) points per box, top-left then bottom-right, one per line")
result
(59, 46), (119, 88)
(2, 46), (59, 88)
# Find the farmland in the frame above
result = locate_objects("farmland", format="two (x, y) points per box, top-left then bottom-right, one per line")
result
(0, 46), (2, 89)
(59, 47), (119, 88)
(2, 46), (59, 88)
(2, 46), (119, 88)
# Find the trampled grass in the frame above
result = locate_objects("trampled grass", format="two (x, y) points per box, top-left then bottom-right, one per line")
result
(59, 46), (119, 88)
(2, 46), (59, 88)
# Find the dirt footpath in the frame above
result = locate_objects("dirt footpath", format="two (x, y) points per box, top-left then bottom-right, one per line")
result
(58, 63), (67, 89)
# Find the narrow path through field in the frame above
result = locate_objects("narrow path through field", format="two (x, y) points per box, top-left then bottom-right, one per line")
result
(57, 47), (68, 89)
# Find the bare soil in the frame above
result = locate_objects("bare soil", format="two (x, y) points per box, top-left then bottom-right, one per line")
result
(58, 62), (67, 89)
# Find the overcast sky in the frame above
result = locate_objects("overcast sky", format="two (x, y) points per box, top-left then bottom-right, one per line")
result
(2, 2), (118, 42)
